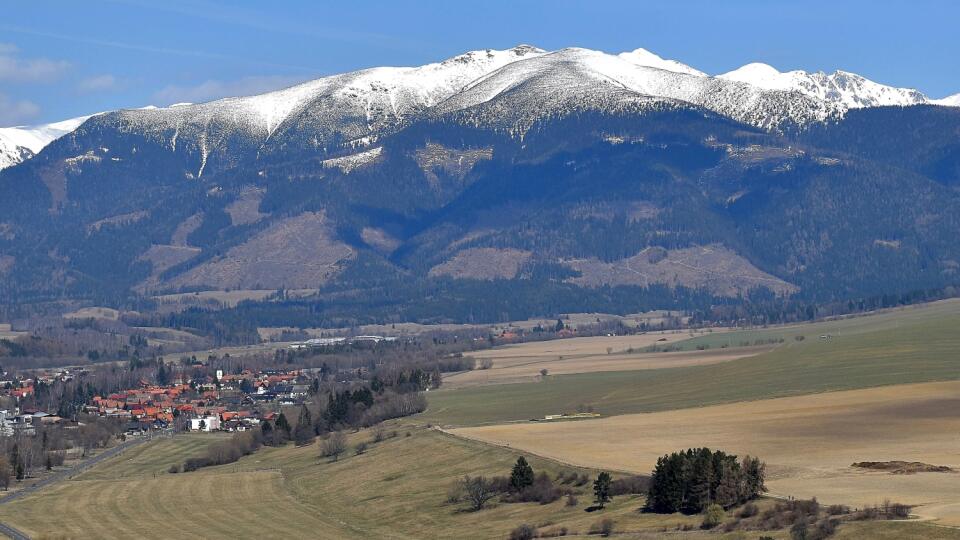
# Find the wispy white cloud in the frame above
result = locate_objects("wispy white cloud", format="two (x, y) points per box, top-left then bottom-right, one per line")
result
(0, 42), (70, 83)
(78, 74), (120, 92)
(0, 93), (41, 125)
(0, 26), (320, 73)
(152, 75), (308, 105)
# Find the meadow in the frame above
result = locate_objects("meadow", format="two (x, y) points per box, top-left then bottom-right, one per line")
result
(0, 427), (954, 539)
(453, 381), (960, 525)
(425, 299), (960, 425)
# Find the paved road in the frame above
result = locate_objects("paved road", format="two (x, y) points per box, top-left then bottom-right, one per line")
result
(0, 430), (171, 539)
(0, 523), (27, 540)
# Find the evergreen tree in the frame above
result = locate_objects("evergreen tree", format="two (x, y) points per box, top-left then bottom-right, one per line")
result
(509, 456), (535, 492)
(593, 471), (611, 509)
(293, 405), (315, 446)
(260, 420), (274, 445)
(275, 412), (292, 442)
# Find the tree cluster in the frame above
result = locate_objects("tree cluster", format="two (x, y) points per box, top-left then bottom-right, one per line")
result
(646, 448), (765, 514)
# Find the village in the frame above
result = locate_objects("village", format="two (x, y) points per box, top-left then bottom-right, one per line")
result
(0, 366), (317, 438)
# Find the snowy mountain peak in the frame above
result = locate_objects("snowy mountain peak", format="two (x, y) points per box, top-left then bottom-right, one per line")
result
(617, 48), (706, 77)
(0, 114), (96, 170)
(718, 63), (785, 87)
(719, 62), (928, 108)
(118, 44), (549, 139)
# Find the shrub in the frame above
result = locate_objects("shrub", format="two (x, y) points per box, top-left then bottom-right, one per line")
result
(514, 472), (562, 504)
(565, 493), (578, 507)
(790, 520), (808, 540)
(882, 500), (912, 519)
(736, 502), (758, 518)
(167, 464), (180, 474)
(320, 431), (348, 461)
(540, 526), (568, 537)
(826, 504), (850, 516)
(445, 480), (464, 504)
(509, 524), (538, 540)
(588, 518), (614, 537)
(182, 457), (210, 472)
(811, 518), (838, 540)
(354, 442), (368, 456)
(47, 451), (66, 467)
(609, 475), (648, 495)
(702, 504), (725, 529)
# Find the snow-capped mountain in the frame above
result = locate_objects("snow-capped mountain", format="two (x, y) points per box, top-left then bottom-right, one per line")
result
(718, 63), (928, 108)
(933, 93), (960, 107)
(0, 115), (94, 170)
(25, 45), (957, 178)
(433, 48), (840, 134)
(92, 45), (546, 177)
(3, 44), (960, 311)
(617, 47), (706, 77)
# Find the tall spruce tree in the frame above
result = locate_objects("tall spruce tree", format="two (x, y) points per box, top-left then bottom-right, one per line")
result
(593, 471), (611, 509)
(294, 405), (315, 446)
(510, 456), (535, 492)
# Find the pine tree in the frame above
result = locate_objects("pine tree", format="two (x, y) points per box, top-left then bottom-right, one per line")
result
(593, 471), (611, 509)
(509, 456), (535, 492)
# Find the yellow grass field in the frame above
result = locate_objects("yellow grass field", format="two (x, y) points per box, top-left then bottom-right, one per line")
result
(452, 381), (960, 526)
(445, 330), (745, 388)
(0, 323), (25, 339)
(446, 347), (763, 388)
(62, 307), (122, 320)
(257, 310), (686, 342)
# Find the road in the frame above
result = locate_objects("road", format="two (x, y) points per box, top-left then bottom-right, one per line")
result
(0, 430), (169, 539)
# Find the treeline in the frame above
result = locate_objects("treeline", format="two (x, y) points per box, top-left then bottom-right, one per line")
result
(0, 417), (121, 487)
(450, 456), (648, 512)
(645, 448), (766, 514)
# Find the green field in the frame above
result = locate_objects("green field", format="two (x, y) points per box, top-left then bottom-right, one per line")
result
(424, 300), (960, 426)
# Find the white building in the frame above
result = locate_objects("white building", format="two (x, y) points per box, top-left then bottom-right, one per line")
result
(189, 415), (221, 432)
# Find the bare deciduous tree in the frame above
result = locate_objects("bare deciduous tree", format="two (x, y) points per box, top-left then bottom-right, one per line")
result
(461, 475), (497, 511)
(320, 431), (347, 461)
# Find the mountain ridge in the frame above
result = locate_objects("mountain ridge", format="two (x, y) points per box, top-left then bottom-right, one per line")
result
(1, 46), (960, 322)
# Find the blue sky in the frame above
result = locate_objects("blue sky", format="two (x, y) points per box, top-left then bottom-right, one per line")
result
(1, 0), (958, 125)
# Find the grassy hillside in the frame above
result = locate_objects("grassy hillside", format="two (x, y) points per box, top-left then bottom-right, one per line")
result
(0, 427), (954, 538)
(424, 300), (960, 426)
(0, 428), (694, 539)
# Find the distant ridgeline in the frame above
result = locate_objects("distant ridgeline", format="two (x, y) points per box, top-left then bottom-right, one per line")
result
(2, 46), (960, 325)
